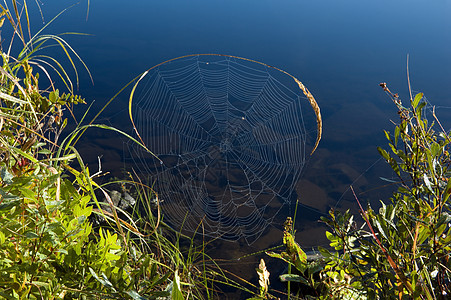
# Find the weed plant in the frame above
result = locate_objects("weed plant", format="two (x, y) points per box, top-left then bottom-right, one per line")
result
(0, 1), (225, 299)
(263, 85), (451, 299)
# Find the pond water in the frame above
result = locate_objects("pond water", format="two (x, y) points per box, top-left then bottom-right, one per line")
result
(23, 0), (451, 296)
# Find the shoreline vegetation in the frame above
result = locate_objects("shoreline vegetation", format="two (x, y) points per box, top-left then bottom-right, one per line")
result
(0, 1), (449, 299)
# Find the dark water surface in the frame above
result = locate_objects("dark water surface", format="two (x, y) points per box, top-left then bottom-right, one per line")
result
(25, 0), (451, 296)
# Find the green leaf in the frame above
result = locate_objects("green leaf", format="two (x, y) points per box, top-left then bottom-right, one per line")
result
(412, 93), (423, 109)
(172, 271), (184, 300)
(279, 274), (309, 285)
(18, 187), (36, 199)
(30, 281), (49, 287)
(0, 231), (5, 244)
(0, 91), (28, 105)
(416, 101), (427, 116)
(317, 246), (332, 258)
(44, 199), (65, 210)
(307, 261), (324, 275)
(394, 125), (400, 147)
(126, 290), (146, 300)
(25, 231), (40, 239)
(105, 252), (121, 261)
(100, 272), (116, 291)
(384, 130), (392, 143)
(0, 167), (14, 184)
(89, 268), (116, 291)
(389, 143), (398, 157)
(436, 223), (447, 238)
(423, 174), (434, 194)
(7, 146), (38, 163)
(374, 216), (389, 241)
(37, 149), (52, 155)
(416, 226), (430, 245)
(0, 188), (19, 200)
(55, 249), (68, 255)
(443, 176), (451, 203)
(0, 199), (20, 210)
(151, 272), (171, 289)
(435, 212), (451, 230)
(430, 142), (441, 158)
(0, 291), (18, 300)
(377, 147), (390, 161)
(379, 177), (398, 183)
(325, 230), (335, 241)
(32, 142), (47, 149)
(77, 215), (87, 224)
(284, 231), (307, 264)
(49, 90), (59, 103)
(266, 251), (290, 264)
(151, 291), (171, 298)
(379, 148), (401, 176)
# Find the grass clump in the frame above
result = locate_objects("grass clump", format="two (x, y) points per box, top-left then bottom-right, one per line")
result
(0, 1), (221, 299)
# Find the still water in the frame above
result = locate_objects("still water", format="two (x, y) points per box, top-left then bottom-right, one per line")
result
(26, 0), (451, 296)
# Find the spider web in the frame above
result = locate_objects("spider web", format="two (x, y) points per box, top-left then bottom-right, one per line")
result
(126, 55), (319, 245)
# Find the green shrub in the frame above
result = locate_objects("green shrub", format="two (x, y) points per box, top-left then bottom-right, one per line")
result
(322, 87), (450, 299)
(267, 86), (450, 299)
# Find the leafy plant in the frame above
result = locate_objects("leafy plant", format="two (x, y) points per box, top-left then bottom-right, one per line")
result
(267, 218), (308, 281)
(267, 84), (451, 299)
(321, 86), (451, 299)
(0, 1), (217, 299)
(247, 259), (271, 300)
(266, 217), (326, 299)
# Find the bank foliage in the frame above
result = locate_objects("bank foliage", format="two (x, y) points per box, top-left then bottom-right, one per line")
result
(264, 87), (451, 299)
(0, 1), (223, 299)
(1, 1), (450, 300)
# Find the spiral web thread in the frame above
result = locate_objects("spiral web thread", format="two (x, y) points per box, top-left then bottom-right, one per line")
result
(126, 55), (319, 245)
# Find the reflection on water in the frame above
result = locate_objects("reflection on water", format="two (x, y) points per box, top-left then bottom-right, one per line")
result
(32, 0), (451, 297)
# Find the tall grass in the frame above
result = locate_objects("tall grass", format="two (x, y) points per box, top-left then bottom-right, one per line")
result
(0, 1), (238, 298)
(2, 1), (280, 298)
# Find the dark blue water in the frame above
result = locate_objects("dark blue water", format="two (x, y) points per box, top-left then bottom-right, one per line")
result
(20, 0), (451, 295)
